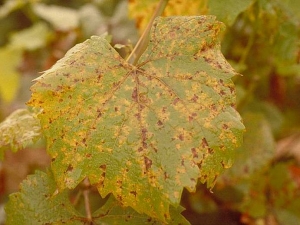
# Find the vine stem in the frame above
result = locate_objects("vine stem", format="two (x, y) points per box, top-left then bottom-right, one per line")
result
(83, 178), (92, 222)
(126, 0), (169, 65)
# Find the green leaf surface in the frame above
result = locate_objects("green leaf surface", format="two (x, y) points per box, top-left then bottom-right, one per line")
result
(238, 162), (300, 221)
(28, 16), (244, 220)
(0, 46), (21, 103)
(5, 170), (189, 225)
(270, 163), (300, 224)
(93, 195), (190, 225)
(5, 170), (83, 225)
(0, 108), (41, 156)
(208, 0), (254, 25)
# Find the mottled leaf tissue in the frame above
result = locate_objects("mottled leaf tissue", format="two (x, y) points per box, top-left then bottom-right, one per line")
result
(27, 16), (244, 220)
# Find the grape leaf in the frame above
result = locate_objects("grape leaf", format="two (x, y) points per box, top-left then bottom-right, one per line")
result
(5, 170), (189, 225)
(0, 0), (32, 18)
(0, 108), (41, 156)
(236, 162), (300, 221)
(217, 112), (275, 184)
(5, 170), (83, 225)
(129, 0), (208, 33)
(270, 163), (300, 224)
(93, 195), (190, 225)
(0, 46), (21, 103)
(33, 3), (79, 31)
(208, 0), (254, 26)
(10, 22), (52, 51)
(28, 16), (244, 220)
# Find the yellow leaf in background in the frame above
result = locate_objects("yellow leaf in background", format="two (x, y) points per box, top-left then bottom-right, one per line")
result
(129, 0), (208, 33)
(0, 47), (22, 103)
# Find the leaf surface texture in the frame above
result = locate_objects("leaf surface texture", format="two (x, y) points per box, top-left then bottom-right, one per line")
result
(28, 16), (244, 220)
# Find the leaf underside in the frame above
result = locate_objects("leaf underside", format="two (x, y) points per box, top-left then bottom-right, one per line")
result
(28, 16), (244, 220)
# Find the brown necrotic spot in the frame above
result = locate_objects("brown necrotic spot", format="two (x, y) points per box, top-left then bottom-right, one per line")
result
(116, 194), (123, 202)
(191, 148), (198, 159)
(99, 164), (106, 170)
(40, 82), (51, 88)
(223, 124), (229, 129)
(131, 87), (138, 101)
(221, 161), (226, 168)
(130, 191), (137, 197)
(178, 134), (184, 141)
(96, 108), (102, 118)
(219, 90), (226, 96)
(66, 164), (73, 172)
(150, 143), (158, 153)
(134, 112), (141, 120)
(157, 120), (163, 126)
(141, 128), (147, 139)
(63, 73), (70, 78)
(181, 159), (184, 166)
(144, 156), (152, 171)
(141, 128), (148, 148)
(55, 85), (63, 91)
(112, 81), (120, 88)
(116, 180), (122, 189)
(125, 215), (133, 221)
(191, 94), (199, 102)
(98, 165), (106, 187)
(164, 172), (169, 180)
(164, 213), (168, 220)
(172, 97), (180, 105)
(202, 138), (208, 148)
(210, 104), (217, 111)
(189, 112), (197, 122)
(203, 56), (213, 63)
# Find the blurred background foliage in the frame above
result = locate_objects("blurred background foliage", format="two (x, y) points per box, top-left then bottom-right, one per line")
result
(0, 0), (299, 224)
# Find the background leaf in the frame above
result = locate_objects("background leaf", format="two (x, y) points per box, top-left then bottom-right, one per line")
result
(0, 108), (41, 157)
(5, 170), (83, 225)
(0, 46), (21, 103)
(5, 170), (189, 225)
(129, 0), (208, 33)
(93, 195), (190, 225)
(208, 0), (254, 26)
(9, 22), (53, 51)
(28, 16), (244, 221)
(33, 3), (79, 31)
(217, 112), (275, 184)
(0, 0), (33, 19)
